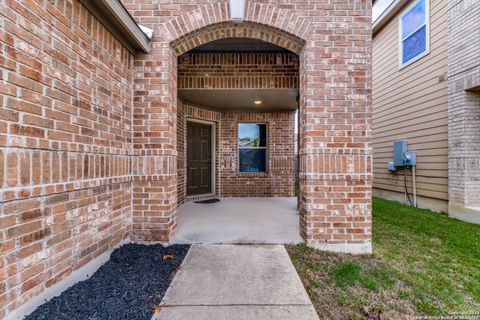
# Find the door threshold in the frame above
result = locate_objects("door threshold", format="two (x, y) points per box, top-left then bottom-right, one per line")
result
(186, 193), (217, 203)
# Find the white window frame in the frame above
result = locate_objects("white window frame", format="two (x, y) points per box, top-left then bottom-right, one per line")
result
(238, 123), (268, 173)
(398, 0), (430, 69)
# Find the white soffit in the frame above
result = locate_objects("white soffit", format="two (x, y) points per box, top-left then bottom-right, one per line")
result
(372, 0), (396, 23)
(230, 0), (246, 20)
(372, 0), (410, 34)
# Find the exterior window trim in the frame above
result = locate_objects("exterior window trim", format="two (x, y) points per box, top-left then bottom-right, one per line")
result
(398, 0), (430, 69)
(238, 123), (268, 173)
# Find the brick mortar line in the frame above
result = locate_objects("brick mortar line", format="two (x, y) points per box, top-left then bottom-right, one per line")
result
(448, 65), (480, 80)
(0, 137), (132, 155)
(3, 93), (132, 119)
(0, 176), (133, 204)
(0, 145), (133, 156)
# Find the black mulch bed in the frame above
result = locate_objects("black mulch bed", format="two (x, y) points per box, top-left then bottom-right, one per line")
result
(26, 244), (189, 320)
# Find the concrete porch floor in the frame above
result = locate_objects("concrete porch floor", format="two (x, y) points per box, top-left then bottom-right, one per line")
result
(171, 197), (303, 244)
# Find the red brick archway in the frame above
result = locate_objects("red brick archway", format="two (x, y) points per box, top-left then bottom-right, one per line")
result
(170, 21), (305, 56)
(160, 2), (312, 46)
(171, 20), (310, 247)
(130, 1), (373, 254)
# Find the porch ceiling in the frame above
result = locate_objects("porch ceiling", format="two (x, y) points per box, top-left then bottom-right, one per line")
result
(188, 38), (287, 52)
(178, 89), (298, 112)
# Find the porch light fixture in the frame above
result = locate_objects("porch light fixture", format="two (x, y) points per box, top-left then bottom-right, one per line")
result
(254, 99), (262, 105)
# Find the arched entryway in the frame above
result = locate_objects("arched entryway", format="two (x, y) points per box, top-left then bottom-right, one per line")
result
(130, 1), (373, 254)
(171, 19), (307, 245)
(174, 35), (302, 244)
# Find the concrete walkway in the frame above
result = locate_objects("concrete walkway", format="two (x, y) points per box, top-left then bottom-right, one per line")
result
(153, 244), (319, 320)
(171, 197), (303, 244)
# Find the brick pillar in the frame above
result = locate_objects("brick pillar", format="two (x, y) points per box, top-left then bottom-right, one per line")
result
(447, 0), (480, 224)
(131, 48), (178, 242)
(298, 39), (373, 253)
(124, 2), (232, 244)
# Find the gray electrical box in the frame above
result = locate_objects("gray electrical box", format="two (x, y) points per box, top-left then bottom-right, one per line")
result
(403, 150), (416, 166)
(388, 140), (416, 171)
(393, 141), (407, 167)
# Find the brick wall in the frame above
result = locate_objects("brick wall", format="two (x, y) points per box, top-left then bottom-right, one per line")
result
(177, 103), (295, 202)
(447, 0), (480, 223)
(124, 0), (373, 252)
(177, 51), (297, 201)
(178, 52), (299, 89)
(0, 1), (133, 317)
(220, 112), (295, 197)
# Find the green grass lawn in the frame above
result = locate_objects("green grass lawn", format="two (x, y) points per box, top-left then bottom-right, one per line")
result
(287, 197), (480, 319)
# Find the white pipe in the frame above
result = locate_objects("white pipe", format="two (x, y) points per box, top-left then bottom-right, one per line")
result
(412, 165), (417, 207)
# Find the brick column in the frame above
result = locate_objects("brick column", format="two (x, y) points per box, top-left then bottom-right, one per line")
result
(298, 40), (373, 254)
(131, 47), (178, 242)
(447, 0), (480, 224)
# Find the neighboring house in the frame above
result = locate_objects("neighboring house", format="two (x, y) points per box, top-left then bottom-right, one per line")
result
(0, 0), (372, 317)
(372, 0), (480, 223)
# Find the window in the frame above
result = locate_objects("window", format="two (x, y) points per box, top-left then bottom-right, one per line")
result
(399, 0), (429, 67)
(238, 123), (267, 173)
